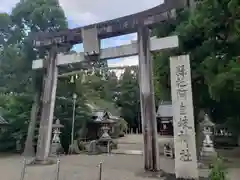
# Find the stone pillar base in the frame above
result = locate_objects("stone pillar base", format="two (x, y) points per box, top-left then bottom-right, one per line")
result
(29, 158), (57, 166)
(138, 171), (208, 180)
(200, 146), (217, 164)
(136, 169), (165, 179)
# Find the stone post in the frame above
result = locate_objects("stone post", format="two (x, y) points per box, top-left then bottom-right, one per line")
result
(170, 55), (198, 179)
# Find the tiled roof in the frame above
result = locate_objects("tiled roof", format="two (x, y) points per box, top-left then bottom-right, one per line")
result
(156, 101), (173, 118)
(0, 115), (8, 125)
(201, 114), (215, 127)
(93, 110), (105, 118)
(92, 110), (119, 123)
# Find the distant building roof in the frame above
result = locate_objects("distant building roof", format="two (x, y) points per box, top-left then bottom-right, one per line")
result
(92, 110), (110, 122)
(91, 110), (121, 124)
(0, 115), (8, 125)
(201, 114), (215, 127)
(156, 101), (173, 118)
(92, 110), (106, 118)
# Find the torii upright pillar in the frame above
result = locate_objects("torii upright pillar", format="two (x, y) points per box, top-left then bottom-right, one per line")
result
(35, 46), (59, 163)
(138, 26), (159, 171)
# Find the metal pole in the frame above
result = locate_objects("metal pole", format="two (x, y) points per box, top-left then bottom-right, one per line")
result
(99, 162), (103, 180)
(55, 159), (60, 180)
(20, 158), (27, 180)
(107, 141), (110, 155)
(139, 112), (142, 134)
(138, 26), (159, 171)
(71, 96), (76, 146)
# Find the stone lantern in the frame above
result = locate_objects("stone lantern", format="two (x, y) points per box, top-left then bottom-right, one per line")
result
(200, 114), (216, 158)
(50, 119), (64, 156)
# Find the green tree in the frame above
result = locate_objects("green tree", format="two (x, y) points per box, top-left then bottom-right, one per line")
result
(0, 13), (13, 47)
(0, 0), (68, 154)
(153, 0), (240, 124)
(116, 68), (140, 130)
(153, 0), (240, 154)
(11, 0), (67, 33)
(55, 77), (92, 152)
(0, 95), (32, 151)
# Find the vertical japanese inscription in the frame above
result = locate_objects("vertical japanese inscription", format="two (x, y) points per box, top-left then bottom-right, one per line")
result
(180, 140), (192, 162)
(175, 64), (193, 161)
(176, 65), (192, 136)
(170, 55), (198, 179)
(176, 65), (187, 100)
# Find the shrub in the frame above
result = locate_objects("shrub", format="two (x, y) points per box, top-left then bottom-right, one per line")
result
(112, 118), (128, 138)
(208, 157), (228, 180)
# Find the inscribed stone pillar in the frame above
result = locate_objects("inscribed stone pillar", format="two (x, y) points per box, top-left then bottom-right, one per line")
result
(170, 55), (198, 179)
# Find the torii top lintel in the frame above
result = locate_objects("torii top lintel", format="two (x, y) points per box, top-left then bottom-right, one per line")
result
(32, 0), (187, 47)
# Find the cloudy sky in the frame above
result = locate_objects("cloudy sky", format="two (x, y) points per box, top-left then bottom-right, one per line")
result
(1, 0), (163, 68)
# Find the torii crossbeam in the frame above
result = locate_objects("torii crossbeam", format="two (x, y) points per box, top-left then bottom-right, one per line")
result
(32, 0), (187, 47)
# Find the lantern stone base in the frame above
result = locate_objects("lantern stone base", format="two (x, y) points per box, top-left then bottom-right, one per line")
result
(201, 145), (217, 161)
(50, 142), (63, 156)
(68, 141), (81, 154)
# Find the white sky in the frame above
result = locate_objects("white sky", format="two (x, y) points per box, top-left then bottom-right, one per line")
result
(59, 0), (163, 26)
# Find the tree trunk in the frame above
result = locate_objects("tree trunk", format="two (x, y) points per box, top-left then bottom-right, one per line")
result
(196, 122), (204, 160)
(237, 135), (240, 146)
(195, 108), (206, 161)
(23, 92), (40, 157)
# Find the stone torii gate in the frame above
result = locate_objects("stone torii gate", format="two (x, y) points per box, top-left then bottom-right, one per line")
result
(29, 0), (189, 172)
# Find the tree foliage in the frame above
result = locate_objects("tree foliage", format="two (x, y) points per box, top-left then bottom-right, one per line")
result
(115, 68), (140, 130)
(0, 95), (32, 151)
(0, 0), (68, 152)
(153, 0), (240, 129)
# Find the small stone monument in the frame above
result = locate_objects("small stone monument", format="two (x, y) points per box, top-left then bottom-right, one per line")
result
(200, 114), (216, 158)
(50, 119), (64, 156)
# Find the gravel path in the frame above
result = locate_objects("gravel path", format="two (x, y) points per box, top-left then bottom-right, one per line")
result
(0, 135), (239, 180)
(0, 154), (208, 180)
(0, 154), (171, 180)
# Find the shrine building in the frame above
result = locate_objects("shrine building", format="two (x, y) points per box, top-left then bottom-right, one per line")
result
(156, 101), (173, 136)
